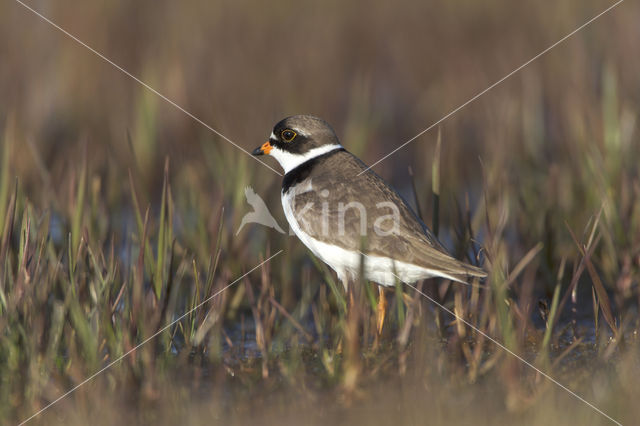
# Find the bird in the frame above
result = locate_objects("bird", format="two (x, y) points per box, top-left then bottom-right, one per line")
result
(236, 186), (286, 235)
(252, 115), (486, 332)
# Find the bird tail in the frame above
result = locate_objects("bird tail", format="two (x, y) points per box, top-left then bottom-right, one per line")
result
(443, 260), (487, 284)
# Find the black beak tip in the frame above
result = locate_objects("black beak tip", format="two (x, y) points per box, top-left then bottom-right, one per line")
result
(251, 147), (264, 156)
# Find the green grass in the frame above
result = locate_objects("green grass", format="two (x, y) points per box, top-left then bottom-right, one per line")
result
(1, 0), (640, 424)
(1, 103), (637, 423)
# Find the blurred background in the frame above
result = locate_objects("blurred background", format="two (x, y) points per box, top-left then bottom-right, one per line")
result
(2, 1), (637, 211)
(1, 0), (639, 424)
(3, 0), (637, 219)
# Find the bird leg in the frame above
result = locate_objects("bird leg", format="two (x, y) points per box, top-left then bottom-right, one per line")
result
(376, 286), (388, 334)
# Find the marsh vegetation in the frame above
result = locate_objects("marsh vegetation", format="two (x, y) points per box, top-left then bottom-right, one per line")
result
(1, 0), (639, 424)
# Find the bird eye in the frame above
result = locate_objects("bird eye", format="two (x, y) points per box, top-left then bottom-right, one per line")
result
(281, 129), (297, 142)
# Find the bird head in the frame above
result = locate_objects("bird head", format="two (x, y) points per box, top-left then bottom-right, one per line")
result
(252, 115), (342, 173)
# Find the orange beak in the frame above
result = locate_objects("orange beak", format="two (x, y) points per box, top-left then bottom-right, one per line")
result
(252, 141), (272, 156)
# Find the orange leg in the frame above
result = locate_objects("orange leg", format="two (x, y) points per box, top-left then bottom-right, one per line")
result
(348, 284), (355, 311)
(376, 286), (388, 334)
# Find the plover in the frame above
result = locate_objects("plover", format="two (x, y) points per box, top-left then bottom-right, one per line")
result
(253, 115), (485, 331)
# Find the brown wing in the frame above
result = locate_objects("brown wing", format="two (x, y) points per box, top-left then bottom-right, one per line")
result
(288, 150), (485, 280)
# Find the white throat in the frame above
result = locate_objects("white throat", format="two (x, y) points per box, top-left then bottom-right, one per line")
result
(270, 144), (342, 174)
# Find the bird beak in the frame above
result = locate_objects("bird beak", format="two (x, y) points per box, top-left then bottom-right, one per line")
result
(252, 141), (272, 156)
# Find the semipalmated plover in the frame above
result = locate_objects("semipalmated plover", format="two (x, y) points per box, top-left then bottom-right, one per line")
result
(253, 115), (485, 330)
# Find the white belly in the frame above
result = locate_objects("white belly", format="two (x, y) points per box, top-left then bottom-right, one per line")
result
(281, 185), (458, 288)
